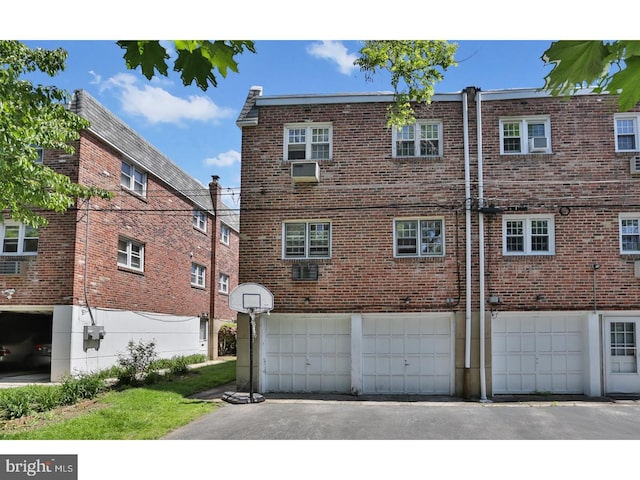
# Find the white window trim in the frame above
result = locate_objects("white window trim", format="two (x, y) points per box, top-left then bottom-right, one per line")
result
(282, 220), (332, 259)
(193, 210), (207, 232)
(218, 273), (229, 294)
(614, 114), (640, 152)
(502, 214), (555, 256)
(283, 123), (333, 161)
(619, 213), (640, 254)
(199, 318), (208, 342)
(0, 222), (39, 256)
(499, 116), (552, 155)
(220, 223), (230, 245)
(117, 237), (145, 271)
(392, 120), (443, 158)
(393, 217), (445, 258)
(191, 263), (207, 288)
(121, 160), (148, 197)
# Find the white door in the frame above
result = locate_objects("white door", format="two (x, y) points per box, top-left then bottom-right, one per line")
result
(361, 314), (453, 394)
(262, 315), (351, 393)
(492, 314), (584, 394)
(604, 317), (640, 394)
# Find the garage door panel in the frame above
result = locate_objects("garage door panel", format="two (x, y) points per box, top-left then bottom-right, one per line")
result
(435, 337), (451, 354)
(492, 315), (585, 394)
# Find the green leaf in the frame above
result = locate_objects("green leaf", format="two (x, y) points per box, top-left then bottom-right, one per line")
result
(542, 41), (611, 96)
(607, 56), (640, 111)
(117, 41), (169, 80)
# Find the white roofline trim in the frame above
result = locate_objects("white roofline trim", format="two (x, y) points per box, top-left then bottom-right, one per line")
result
(255, 92), (463, 106)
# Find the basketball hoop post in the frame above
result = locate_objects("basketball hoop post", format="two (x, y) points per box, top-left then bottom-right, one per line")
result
(224, 283), (274, 405)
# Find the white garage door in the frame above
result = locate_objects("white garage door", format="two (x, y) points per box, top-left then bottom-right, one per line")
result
(492, 314), (584, 394)
(362, 314), (453, 394)
(262, 315), (351, 393)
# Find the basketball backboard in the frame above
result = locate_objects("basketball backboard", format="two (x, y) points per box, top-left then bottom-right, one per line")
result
(229, 282), (274, 314)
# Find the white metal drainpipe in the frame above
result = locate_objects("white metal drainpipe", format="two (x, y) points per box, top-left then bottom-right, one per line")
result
(462, 89), (472, 397)
(476, 89), (488, 402)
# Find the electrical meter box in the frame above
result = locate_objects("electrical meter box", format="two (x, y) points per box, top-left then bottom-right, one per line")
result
(84, 325), (106, 341)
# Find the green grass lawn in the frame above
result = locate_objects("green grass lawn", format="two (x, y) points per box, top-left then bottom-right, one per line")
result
(0, 360), (236, 440)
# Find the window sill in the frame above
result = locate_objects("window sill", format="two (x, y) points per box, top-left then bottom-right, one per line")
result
(281, 258), (331, 263)
(499, 153), (552, 159)
(121, 186), (148, 203)
(117, 265), (145, 275)
(193, 226), (208, 236)
(191, 284), (207, 290)
(502, 254), (555, 260)
(391, 156), (443, 162)
(394, 256), (445, 263)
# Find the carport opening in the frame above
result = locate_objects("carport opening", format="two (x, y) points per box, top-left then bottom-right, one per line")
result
(0, 312), (53, 381)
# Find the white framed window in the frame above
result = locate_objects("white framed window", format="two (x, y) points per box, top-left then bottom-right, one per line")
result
(120, 160), (147, 196)
(615, 114), (639, 152)
(218, 273), (229, 294)
(393, 121), (442, 157)
(500, 116), (551, 154)
(284, 123), (332, 161)
(0, 222), (39, 256)
(220, 224), (230, 245)
(619, 213), (640, 254)
(394, 218), (445, 257)
(31, 145), (44, 163)
(503, 215), (555, 255)
(193, 209), (207, 232)
(191, 263), (206, 288)
(283, 221), (331, 259)
(199, 318), (208, 342)
(117, 237), (144, 271)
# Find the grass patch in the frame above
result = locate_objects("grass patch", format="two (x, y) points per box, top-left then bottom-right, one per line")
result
(0, 360), (236, 440)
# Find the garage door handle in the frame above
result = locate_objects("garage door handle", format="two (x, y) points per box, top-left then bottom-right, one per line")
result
(404, 360), (409, 366)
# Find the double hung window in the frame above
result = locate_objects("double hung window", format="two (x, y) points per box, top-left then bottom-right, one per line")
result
(620, 214), (640, 254)
(615, 114), (639, 152)
(218, 273), (229, 293)
(285, 124), (332, 160)
(0, 222), (39, 255)
(220, 224), (230, 245)
(500, 117), (551, 154)
(121, 160), (147, 196)
(118, 237), (144, 271)
(393, 121), (442, 157)
(503, 215), (555, 255)
(191, 263), (206, 288)
(193, 210), (207, 232)
(394, 218), (444, 257)
(283, 221), (331, 259)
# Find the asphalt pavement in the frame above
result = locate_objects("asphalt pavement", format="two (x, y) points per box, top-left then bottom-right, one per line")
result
(164, 384), (640, 440)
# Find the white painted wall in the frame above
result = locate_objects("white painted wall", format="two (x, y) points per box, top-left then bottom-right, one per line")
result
(51, 305), (207, 380)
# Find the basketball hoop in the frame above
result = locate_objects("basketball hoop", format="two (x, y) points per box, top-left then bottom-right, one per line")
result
(224, 283), (274, 404)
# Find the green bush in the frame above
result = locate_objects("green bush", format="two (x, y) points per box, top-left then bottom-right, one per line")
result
(58, 373), (106, 405)
(218, 324), (237, 355)
(116, 339), (158, 386)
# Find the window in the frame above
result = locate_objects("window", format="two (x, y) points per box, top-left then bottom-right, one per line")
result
(393, 121), (442, 157)
(0, 222), (39, 256)
(284, 124), (332, 160)
(500, 117), (551, 154)
(31, 145), (43, 163)
(199, 318), (208, 342)
(220, 224), (230, 245)
(620, 214), (640, 254)
(121, 160), (147, 196)
(283, 221), (331, 259)
(193, 210), (207, 232)
(218, 273), (229, 294)
(615, 114), (639, 152)
(117, 237), (144, 271)
(394, 218), (444, 257)
(503, 215), (555, 255)
(191, 263), (206, 288)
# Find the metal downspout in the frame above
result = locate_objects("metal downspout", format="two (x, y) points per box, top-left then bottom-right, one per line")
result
(476, 90), (488, 401)
(462, 89), (472, 398)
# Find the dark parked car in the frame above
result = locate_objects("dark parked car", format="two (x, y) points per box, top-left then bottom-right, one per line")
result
(0, 331), (51, 370)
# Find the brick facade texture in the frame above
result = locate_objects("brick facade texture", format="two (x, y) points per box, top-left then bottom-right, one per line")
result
(239, 91), (640, 314)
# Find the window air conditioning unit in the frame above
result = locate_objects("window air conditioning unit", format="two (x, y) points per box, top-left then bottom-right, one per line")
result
(291, 161), (320, 183)
(630, 156), (640, 175)
(528, 137), (548, 152)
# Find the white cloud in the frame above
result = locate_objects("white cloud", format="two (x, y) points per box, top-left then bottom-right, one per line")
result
(307, 41), (358, 75)
(102, 73), (234, 125)
(204, 150), (241, 168)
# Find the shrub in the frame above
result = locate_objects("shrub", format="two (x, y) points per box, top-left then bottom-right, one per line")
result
(168, 356), (190, 376)
(218, 324), (237, 355)
(116, 339), (158, 386)
(58, 373), (106, 405)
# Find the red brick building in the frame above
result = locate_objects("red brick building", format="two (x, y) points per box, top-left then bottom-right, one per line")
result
(236, 85), (640, 398)
(0, 90), (238, 380)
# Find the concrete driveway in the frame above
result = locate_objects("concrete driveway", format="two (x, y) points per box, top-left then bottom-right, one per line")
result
(164, 386), (640, 440)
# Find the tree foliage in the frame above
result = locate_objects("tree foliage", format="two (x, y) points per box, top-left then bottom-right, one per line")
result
(542, 40), (640, 111)
(117, 40), (256, 91)
(0, 41), (112, 227)
(354, 40), (458, 126)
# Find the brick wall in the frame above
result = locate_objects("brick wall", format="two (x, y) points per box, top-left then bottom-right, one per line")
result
(240, 91), (640, 314)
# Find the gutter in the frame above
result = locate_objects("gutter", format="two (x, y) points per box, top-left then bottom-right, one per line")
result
(462, 88), (472, 399)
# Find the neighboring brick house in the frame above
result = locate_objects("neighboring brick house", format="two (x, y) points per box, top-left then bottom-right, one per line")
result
(235, 85), (640, 398)
(0, 89), (238, 380)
